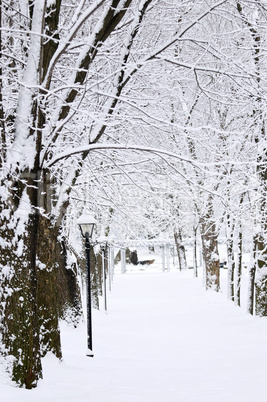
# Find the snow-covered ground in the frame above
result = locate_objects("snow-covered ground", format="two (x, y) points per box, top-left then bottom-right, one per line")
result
(1, 247), (267, 401)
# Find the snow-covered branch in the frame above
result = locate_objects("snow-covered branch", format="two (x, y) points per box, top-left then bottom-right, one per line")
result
(45, 142), (256, 170)
(42, 0), (107, 89)
(45, 143), (197, 168)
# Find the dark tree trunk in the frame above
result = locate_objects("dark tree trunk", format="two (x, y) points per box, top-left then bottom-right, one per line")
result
(88, 247), (101, 310)
(174, 230), (187, 270)
(226, 213), (235, 301)
(200, 198), (220, 291)
(0, 0), (6, 168)
(0, 194), (42, 388)
(227, 236), (235, 302)
(193, 226), (198, 278)
(36, 215), (62, 358)
(248, 236), (257, 315)
(255, 234), (267, 316)
(235, 227), (242, 307)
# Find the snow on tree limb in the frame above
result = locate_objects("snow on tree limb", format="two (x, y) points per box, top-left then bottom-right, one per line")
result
(45, 143), (198, 168)
(8, 0), (46, 171)
(42, 0), (107, 89)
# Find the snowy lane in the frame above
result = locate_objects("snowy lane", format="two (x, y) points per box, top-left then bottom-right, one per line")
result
(91, 271), (267, 402)
(2, 269), (267, 401)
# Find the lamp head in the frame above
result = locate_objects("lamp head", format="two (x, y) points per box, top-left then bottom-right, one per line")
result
(77, 214), (96, 238)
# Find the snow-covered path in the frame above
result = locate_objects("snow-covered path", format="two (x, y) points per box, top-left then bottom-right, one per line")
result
(1, 269), (267, 401)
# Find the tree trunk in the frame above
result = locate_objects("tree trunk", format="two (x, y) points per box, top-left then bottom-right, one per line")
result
(235, 227), (242, 307)
(0, 193), (42, 388)
(200, 199), (220, 291)
(91, 248), (101, 310)
(254, 164), (267, 315)
(36, 215), (62, 358)
(174, 230), (187, 270)
(227, 236), (235, 302)
(247, 236), (257, 315)
(193, 226), (198, 278)
(255, 234), (267, 316)
(0, 0), (6, 168)
(225, 212), (235, 301)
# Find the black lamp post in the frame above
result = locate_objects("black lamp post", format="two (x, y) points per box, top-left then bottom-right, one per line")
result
(77, 214), (96, 357)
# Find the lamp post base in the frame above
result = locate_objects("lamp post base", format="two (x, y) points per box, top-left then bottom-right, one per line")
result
(86, 348), (94, 357)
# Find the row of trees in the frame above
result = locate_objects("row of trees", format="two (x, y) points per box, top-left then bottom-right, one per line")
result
(1, 0), (267, 389)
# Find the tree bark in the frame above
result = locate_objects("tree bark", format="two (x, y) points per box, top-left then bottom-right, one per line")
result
(255, 233), (267, 316)
(193, 226), (198, 277)
(235, 226), (242, 307)
(226, 235), (235, 302)
(174, 230), (187, 270)
(0, 0), (6, 168)
(200, 198), (220, 291)
(247, 235), (257, 315)
(0, 193), (42, 388)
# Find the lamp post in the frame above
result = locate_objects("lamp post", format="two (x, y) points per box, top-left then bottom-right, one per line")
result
(77, 214), (96, 357)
